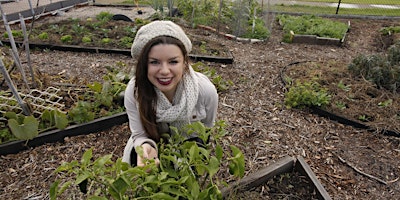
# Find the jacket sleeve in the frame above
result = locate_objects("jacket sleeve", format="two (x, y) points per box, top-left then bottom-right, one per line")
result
(197, 73), (219, 128)
(122, 78), (157, 165)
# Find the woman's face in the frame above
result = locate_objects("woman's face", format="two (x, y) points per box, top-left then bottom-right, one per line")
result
(147, 43), (186, 102)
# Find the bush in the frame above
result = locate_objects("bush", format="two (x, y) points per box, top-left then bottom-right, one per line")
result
(60, 35), (73, 43)
(284, 80), (331, 109)
(348, 45), (400, 92)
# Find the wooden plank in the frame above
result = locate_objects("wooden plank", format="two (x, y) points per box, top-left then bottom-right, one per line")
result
(295, 156), (332, 200)
(221, 156), (296, 198)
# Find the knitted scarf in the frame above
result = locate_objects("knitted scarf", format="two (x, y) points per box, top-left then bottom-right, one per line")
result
(155, 66), (199, 130)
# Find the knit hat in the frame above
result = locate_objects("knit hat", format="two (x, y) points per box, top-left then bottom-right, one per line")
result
(131, 20), (192, 59)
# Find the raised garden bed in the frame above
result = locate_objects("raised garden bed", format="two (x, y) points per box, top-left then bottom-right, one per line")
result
(222, 156), (331, 200)
(277, 14), (350, 46)
(0, 112), (128, 155)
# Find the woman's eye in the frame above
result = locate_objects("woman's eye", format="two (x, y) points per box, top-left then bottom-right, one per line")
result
(170, 60), (178, 64)
(149, 60), (159, 65)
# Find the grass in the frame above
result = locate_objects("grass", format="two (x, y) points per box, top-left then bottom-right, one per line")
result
(294, 0), (400, 5)
(271, 4), (400, 17)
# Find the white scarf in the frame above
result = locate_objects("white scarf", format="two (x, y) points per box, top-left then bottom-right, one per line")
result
(155, 66), (199, 130)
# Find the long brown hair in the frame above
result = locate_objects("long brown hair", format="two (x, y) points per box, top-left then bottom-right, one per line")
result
(134, 36), (190, 142)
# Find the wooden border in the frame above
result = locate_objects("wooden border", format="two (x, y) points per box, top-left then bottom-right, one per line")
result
(221, 156), (332, 200)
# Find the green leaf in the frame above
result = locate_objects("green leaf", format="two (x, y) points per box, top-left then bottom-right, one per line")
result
(215, 144), (223, 161)
(87, 81), (103, 93)
(8, 115), (39, 140)
(49, 180), (59, 200)
(208, 156), (220, 178)
(53, 110), (68, 130)
(88, 196), (108, 200)
(229, 145), (245, 178)
(75, 172), (90, 185)
(109, 177), (129, 199)
(149, 193), (176, 200)
(81, 148), (93, 166)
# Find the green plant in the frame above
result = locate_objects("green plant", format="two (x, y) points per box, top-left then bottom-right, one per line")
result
(3, 30), (23, 38)
(101, 38), (111, 44)
(358, 115), (370, 122)
(81, 36), (92, 43)
(96, 11), (114, 22)
(68, 101), (95, 124)
(348, 52), (400, 92)
(38, 32), (49, 40)
(60, 35), (73, 43)
(119, 36), (134, 48)
(380, 26), (400, 36)
(337, 80), (351, 92)
(277, 14), (348, 43)
(50, 121), (245, 199)
(284, 80), (331, 109)
(5, 112), (39, 141)
(335, 101), (347, 110)
(378, 99), (393, 107)
(242, 18), (270, 40)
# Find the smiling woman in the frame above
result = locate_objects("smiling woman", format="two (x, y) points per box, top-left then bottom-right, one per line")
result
(122, 20), (219, 167)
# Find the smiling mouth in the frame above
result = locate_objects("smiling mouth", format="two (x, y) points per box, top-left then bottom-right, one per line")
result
(158, 78), (172, 85)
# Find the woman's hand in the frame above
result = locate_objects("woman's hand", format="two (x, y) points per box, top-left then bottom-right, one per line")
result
(137, 143), (160, 167)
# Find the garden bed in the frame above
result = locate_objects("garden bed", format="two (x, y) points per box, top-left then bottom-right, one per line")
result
(222, 156), (331, 200)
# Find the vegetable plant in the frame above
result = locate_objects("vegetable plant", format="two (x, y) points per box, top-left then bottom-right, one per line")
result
(50, 121), (245, 199)
(284, 80), (331, 109)
(276, 14), (348, 43)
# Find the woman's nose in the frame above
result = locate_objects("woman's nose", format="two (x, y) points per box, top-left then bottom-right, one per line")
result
(159, 63), (170, 74)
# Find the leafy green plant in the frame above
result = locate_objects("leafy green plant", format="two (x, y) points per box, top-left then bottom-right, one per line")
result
(96, 11), (114, 22)
(81, 36), (92, 43)
(60, 35), (73, 43)
(3, 30), (23, 39)
(380, 26), (400, 36)
(5, 112), (39, 141)
(38, 32), (49, 40)
(242, 18), (270, 40)
(40, 109), (69, 130)
(50, 121), (245, 199)
(378, 99), (393, 107)
(337, 80), (351, 92)
(101, 38), (111, 44)
(335, 101), (347, 110)
(284, 80), (331, 109)
(119, 36), (134, 48)
(277, 14), (348, 43)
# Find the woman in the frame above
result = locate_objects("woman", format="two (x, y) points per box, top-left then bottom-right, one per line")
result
(122, 20), (218, 167)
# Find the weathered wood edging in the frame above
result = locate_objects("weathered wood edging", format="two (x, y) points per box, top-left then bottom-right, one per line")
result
(0, 112), (128, 155)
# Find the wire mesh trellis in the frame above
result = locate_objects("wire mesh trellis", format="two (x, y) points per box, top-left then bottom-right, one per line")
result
(0, 86), (65, 116)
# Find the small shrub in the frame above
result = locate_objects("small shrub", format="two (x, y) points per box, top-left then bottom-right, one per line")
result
(119, 36), (134, 48)
(242, 18), (270, 39)
(38, 32), (49, 40)
(101, 38), (111, 44)
(60, 35), (73, 43)
(96, 11), (114, 22)
(348, 50), (400, 92)
(81, 36), (92, 43)
(3, 30), (23, 38)
(284, 80), (331, 109)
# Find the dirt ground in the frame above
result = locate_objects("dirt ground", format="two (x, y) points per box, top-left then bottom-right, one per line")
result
(1, 5), (400, 200)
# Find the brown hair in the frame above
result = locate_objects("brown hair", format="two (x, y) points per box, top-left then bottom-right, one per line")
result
(134, 36), (190, 142)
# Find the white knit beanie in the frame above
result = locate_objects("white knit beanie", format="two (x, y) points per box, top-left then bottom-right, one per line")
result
(131, 20), (192, 59)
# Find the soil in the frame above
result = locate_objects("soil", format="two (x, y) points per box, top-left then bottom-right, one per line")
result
(1, 5), (400, 200)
